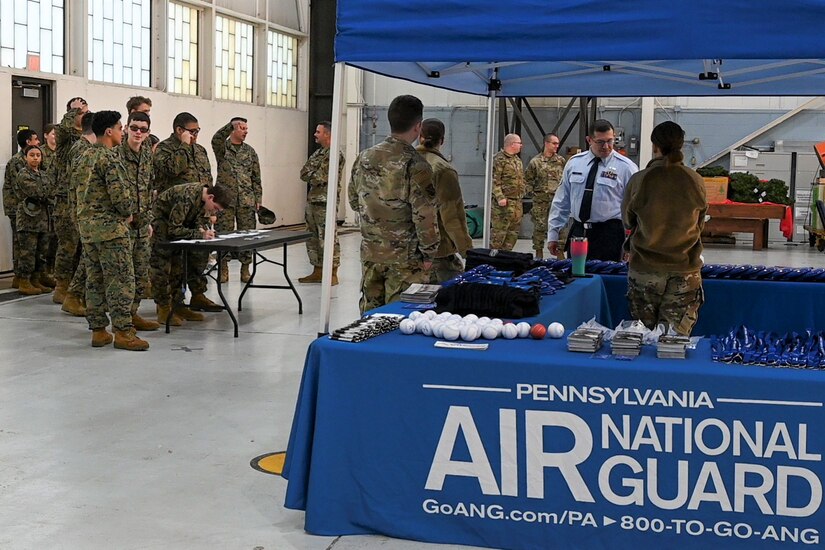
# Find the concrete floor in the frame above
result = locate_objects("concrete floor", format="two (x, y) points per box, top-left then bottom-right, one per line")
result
(0, 231), (823, 550)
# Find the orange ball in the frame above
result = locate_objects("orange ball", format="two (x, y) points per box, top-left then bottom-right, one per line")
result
(530, 323), (547, 340)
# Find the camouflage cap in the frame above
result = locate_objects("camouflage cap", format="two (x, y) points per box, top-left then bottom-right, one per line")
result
(257, 205), (276, 225)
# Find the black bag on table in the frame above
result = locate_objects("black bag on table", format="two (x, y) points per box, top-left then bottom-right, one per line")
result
(464, 248), (534, 276)
(435, 282), (540, 319)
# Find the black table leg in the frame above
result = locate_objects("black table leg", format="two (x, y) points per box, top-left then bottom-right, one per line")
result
(282, 243), (302, 314)
(214, 251), (238, 337)
(237, 248), (257, 312)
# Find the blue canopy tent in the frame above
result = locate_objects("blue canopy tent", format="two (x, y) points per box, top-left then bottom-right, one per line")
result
(318, 0), (825, 333)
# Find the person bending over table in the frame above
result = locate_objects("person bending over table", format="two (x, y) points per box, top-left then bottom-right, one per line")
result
(621, 121), (708, 335)
(150, 183), (234, 326)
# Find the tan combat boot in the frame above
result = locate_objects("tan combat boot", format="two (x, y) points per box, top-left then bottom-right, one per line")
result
(189, 293), (222, 312)
(174, 305), (205, 322)
(156, 304), (184, 326)
(132, 313), (161, 331)
(31, 273), (53, 293)
(534, 248), (544, 260)
(240, 263), (251, 283)
(11, 276), (20, 289)
(36, 271), (57, 288)
(52, 280), (68, 303)
(17, 277), (43, 296)
(114, 329), (150, 351)
(331, 266), (339, 286)
(298, 266), (323, 284)
(91, 328), (114, 347)
(61, 293), (86, 316)
(220, 261), (229, 283)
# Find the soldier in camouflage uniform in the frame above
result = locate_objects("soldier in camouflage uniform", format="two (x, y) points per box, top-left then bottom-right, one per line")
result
(13, 146), (53, 295)
(153, 112), (219, 313)
(153, 112), (213, 194)
(298, 121), (345, 285)
(3, 129), (40, 287)
(58, 113), (96, 316)
(348, 95), (439, 314)
(491, 134), (525, 251)
(41, 123), (59, 276)
(53, 98), (88, 301)
(75, 110), (148, 351)
(150, 183), (234, 326)
(524, 133), (566, 259)
(211, 117), (262, 283)
(416, 118), (473, 283)
(119, 111), (159, 331)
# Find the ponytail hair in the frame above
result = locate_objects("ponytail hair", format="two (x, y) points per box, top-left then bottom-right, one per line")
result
(420, 118), (445, 149)
(650, 121), (685, 165)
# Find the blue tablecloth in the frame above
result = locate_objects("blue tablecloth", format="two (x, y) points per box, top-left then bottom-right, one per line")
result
(283, 278), (825, 550)
(601, 275), (825, 335)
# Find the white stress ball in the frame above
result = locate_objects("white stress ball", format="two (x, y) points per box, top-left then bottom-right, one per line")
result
(547, 322), (565, 339)
(415, 318), (431, 334)
(501, 323), (518, 339)
(442, 324), (461, 341)
(463, 313), (479, 324)
(516, 322), (531, 338)
(449, 314), (463, 323)
(438, 311), (452, 320)
(424, 309), (438, 320)
(409, 311), (423, 321)
(481, 324), (499, 340)
(478, 316), (491, 325)
(420, 321), (434, 337)
(432, 322), (445, 339)
(460, 324), (480, 341)
(399, 319), (416, 334)
(491, 318), (503, 326)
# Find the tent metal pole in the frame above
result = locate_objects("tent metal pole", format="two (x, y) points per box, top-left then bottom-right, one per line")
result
(318, 61), (347, 336)
(481, 84), (498, 249)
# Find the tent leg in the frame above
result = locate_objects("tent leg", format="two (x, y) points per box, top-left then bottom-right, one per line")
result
(318, 62), (347, 336)
(482, 88), (498, 249)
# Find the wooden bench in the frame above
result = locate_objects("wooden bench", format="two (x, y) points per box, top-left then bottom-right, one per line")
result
(702, 203), (787, 251)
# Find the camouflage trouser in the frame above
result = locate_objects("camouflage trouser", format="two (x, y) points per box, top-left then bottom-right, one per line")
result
(67, 247), (88, 297)
(130, 227), (151, 313)
(84, 237), (135, 331)
(16, 230), (48, 278)
(490, 200), (522, 251)
(360, 260), (429, 314)
(305, 202), (340, 269)
(430, 254), (464, 284)
(216, 204), (256, 264)
(531, 198), (551, 252)
(627, 269), (704, 335)
(53, 200), (82, 283)
(149, 243), (209, 306)
(8, 214), (18, 274)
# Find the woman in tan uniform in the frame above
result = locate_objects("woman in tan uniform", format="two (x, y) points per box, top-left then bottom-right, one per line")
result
(622, 121), (708, 335)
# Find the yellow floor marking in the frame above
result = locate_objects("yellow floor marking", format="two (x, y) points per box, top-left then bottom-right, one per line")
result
(251, 452), (286, 475)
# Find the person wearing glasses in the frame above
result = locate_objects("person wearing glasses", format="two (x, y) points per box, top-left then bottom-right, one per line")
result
(153, 112), (213, 195)
(118, 111), (160, 332)
(491, 133), (525, 251)
(525, 133), (566, 259)
(547, 119), (638, 261)
(622, 121), (707, 335)
(153, 112), (221, 315)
